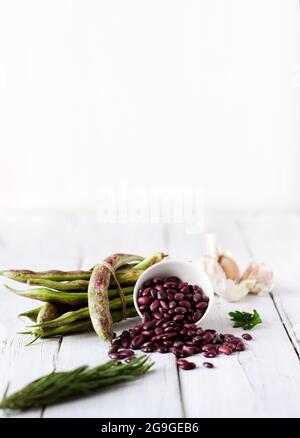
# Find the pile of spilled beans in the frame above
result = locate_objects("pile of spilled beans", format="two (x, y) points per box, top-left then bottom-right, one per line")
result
(109, 276), (253, 370)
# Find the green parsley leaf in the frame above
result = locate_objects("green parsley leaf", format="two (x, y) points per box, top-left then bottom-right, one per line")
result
(229, 309), (262, 330)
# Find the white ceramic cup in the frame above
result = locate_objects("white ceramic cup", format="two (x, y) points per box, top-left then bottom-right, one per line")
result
(133, 260), (214, 324)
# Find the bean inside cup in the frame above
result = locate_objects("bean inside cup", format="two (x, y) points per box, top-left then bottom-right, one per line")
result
(137, 276), (208, 324)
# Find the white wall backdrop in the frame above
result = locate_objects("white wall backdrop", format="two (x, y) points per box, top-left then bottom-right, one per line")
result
(0, 0), (299, 212)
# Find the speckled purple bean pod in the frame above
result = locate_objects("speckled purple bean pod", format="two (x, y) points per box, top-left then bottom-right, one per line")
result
(88, 253), (143, 343)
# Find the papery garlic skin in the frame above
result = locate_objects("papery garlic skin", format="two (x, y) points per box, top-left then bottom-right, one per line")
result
(197, 256), (251, 301)
(240, 262), (274, 295)
(196, 256), (227, 296)
(219, 279), (252, 302)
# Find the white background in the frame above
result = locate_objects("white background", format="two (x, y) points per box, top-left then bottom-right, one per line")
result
(0, 0), (299, 213)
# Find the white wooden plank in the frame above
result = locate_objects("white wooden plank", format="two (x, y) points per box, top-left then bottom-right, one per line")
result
(168, 214), (300, 417)
(71, 213), (168, 268)
(44, 214), (183, 418)
(238, 212), (300, 356)
(0, 213), (79, 418)
(44, 321), (183, 418)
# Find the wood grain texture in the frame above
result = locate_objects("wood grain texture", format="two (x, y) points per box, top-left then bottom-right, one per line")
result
(0, 212), (299, 417)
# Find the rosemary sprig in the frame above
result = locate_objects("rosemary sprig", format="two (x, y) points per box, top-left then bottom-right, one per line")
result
(0, 355), (153, 411)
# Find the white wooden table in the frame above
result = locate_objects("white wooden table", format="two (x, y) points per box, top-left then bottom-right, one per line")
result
(0, 212), (299, 418)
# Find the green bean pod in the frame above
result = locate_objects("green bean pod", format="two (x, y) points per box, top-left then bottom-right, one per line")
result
(37, 303), (63, 325)
(4, 285), (134, 306)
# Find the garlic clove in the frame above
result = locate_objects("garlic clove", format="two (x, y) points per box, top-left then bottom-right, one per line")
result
(217, 279), (252, 302)
(218, 255), (241, 282)
(196, 256), (227, 296)
(240, 262), (274, 295)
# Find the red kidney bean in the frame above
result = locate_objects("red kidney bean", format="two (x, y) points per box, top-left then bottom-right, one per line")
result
(242, 333), (253, 340)
(141, 341), (153, 348)
(143, 287), (153, 296)
(185, 341), (195, 347)
(202, 344), (215, 352)
(121, 338), (130, 348)
(187, 329), (195, 337)
(160, 300), (169, 310)
(118, 349), (134, 358)
(143, 281), (153, 287)
(192, 311), (202, 323)
(149, 299), (160, 312)
(167, 292), (174, 301)
(179, 360), (196, 370)
(112, 338), (122, 347)
(124, 356), (136, 363)
(174, 292), (184, 301)
(142, 320), (156, 331)
(203, 333), (213, 344)
(138, 296), (152, 306)
(139, 305), (147, 312)
(143, 312), (152, 322)
(236, 342), (245, 351)
(142, 330), (153, 338)
(153, 277), (163, 284)
(131, 334), (145, 349)
(164, 326), (177, 333)
(121, 330), (130, 338)
(212, 336), (223, 344)
(219, 345), (233, 355)
(109, 352), (122, 360)
(157, 345), (168, 353)
(182, 346), (197, 356)
(155, 284), (164, 292)
(192, 336), (203, 344)
(153, 312), (163, 320)
(193, 293), (202, 302)
(179, 282), (188, 289)
(170, 347), (183, 357)
(155, 327), (163, 335)
(155, 318), (165, 327)
(166, 276), (180, 283)
(108, 344), (119, 354)
(157, 290), (167, 300)
(163, 340), (173, 347)
(203, 351), (216, 358)
(173, 340), (184, 349)
(203, 362), (214, 368)
(185, 294), (194, 301)
(169, 300), (177, 309)
(173, 314), (185, 322)
(177, 358), (189, 366)
(180, 300), (192, 308)
(150, 289), (158, 299)
(141, 346), (154, 353)
(174, 307), (186, 314)
(196, 302), (208, 309)
(164, 281), (176, 289)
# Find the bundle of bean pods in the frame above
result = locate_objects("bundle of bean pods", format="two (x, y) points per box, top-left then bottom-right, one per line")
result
(0, 252), (166, 344)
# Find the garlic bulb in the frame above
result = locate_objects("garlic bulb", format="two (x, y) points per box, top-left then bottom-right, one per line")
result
(197, 255), (251, 301)
(240, 262), (274, 295)
(196, 256), (226, 296)
(218, 255), (241, 281)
